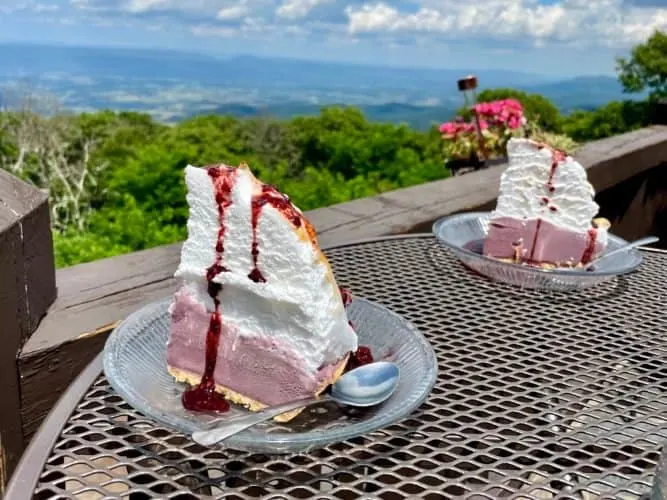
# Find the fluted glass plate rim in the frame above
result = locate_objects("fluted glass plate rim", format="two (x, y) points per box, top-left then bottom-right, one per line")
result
(432, 211), (643, 279)
(103, 296), (438, 452)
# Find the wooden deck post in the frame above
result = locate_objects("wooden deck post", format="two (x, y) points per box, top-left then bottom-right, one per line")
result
(653, 99), (667, 125)
(0, 169), (56, 490)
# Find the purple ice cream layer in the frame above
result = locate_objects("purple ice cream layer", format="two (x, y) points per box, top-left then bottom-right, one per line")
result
(483, 216), (605, 264)
(166, 286), (343, 406)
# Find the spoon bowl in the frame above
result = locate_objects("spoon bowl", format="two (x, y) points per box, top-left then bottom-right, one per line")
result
(191, 361), (400, 447)
(331, 361), (400, 407)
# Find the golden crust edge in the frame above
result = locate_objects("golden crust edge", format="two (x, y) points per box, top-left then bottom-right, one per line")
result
(592, 217), (611, 230)
(168, 353), (350, 423)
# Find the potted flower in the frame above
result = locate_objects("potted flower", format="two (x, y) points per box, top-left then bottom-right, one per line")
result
(440, 99), (527, 174)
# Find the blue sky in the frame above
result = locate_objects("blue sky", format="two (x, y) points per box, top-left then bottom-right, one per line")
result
(1, 0), (666, 76)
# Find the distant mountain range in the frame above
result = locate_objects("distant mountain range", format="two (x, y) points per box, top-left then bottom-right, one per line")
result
(0, 43), (637, 129)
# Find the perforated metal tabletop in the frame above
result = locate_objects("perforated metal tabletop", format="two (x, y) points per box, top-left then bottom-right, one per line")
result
(8, 235), (667, 499)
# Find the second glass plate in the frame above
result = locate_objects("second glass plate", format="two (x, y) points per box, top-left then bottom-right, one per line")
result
(433, 212), (643, 291)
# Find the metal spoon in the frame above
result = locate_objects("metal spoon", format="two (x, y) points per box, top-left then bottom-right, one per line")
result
(582, 236), (659, 270)
(191, 361), (400, 447)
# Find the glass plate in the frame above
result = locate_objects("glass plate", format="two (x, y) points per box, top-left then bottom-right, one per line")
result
(103, 296), (438, 453)
(433, 211), (643, 291)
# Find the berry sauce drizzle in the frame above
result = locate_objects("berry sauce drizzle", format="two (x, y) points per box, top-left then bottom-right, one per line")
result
(339, 286), (352, 307)
(340, 285), (355, 330)
(338, 286), (375, 371)
(581, 227), (598, 264)
(248, 184), (303, 283)
(347, 346), (374, 370)
(525, 145), (568, 263)
(544, 147), (566, 193)
(181, 166), (238, 414)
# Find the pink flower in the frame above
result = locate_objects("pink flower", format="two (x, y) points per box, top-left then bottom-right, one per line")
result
(503, 99), (523, 112)
(507, 115), (522, 129)
(473, 99), (524, 127)
(472, 119), (489, 130)
(439, 122), (460, 135)
(473, 102), (500, 117)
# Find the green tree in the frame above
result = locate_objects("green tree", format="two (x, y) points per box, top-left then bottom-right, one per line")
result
(617, 30), (667, 99)
(287, 106), (443, 182)
(562, 100), (650, 142)
(555, 32), (664, 142)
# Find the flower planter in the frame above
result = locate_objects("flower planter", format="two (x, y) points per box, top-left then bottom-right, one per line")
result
(440, 98), (524, 176)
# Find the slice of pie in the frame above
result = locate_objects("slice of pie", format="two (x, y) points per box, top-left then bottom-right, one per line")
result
(483, 138), (610, 268)
(166, 163), (358, 421)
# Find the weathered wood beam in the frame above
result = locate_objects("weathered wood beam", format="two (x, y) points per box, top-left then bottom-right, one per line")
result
(0, 169), (56, 489)
(16, 125), (667, 439)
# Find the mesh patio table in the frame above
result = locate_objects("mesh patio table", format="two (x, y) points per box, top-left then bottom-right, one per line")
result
(7, 234), (667, 499)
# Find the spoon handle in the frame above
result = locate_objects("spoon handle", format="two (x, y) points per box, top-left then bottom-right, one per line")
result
(191, 396), (328, 446)
(588, 236), (660, 268)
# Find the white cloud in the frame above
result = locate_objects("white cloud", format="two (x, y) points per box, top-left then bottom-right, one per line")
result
(33, 3), (59, 12)
(191, 24), (237, 37)
(124, 0), (168, 12)
(217, 3), (248, 19)
(276, 0), (329, 19)
(284, 24), (309, 36)
(6, 0), (667, 53)
(118, 0), (238, 16)
(345, 0), (667, 47)
(0, 0), (59, 13)
(346, 4), (451, 33)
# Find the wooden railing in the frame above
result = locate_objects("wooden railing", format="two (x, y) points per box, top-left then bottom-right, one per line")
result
(2, 125), (667, 489)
